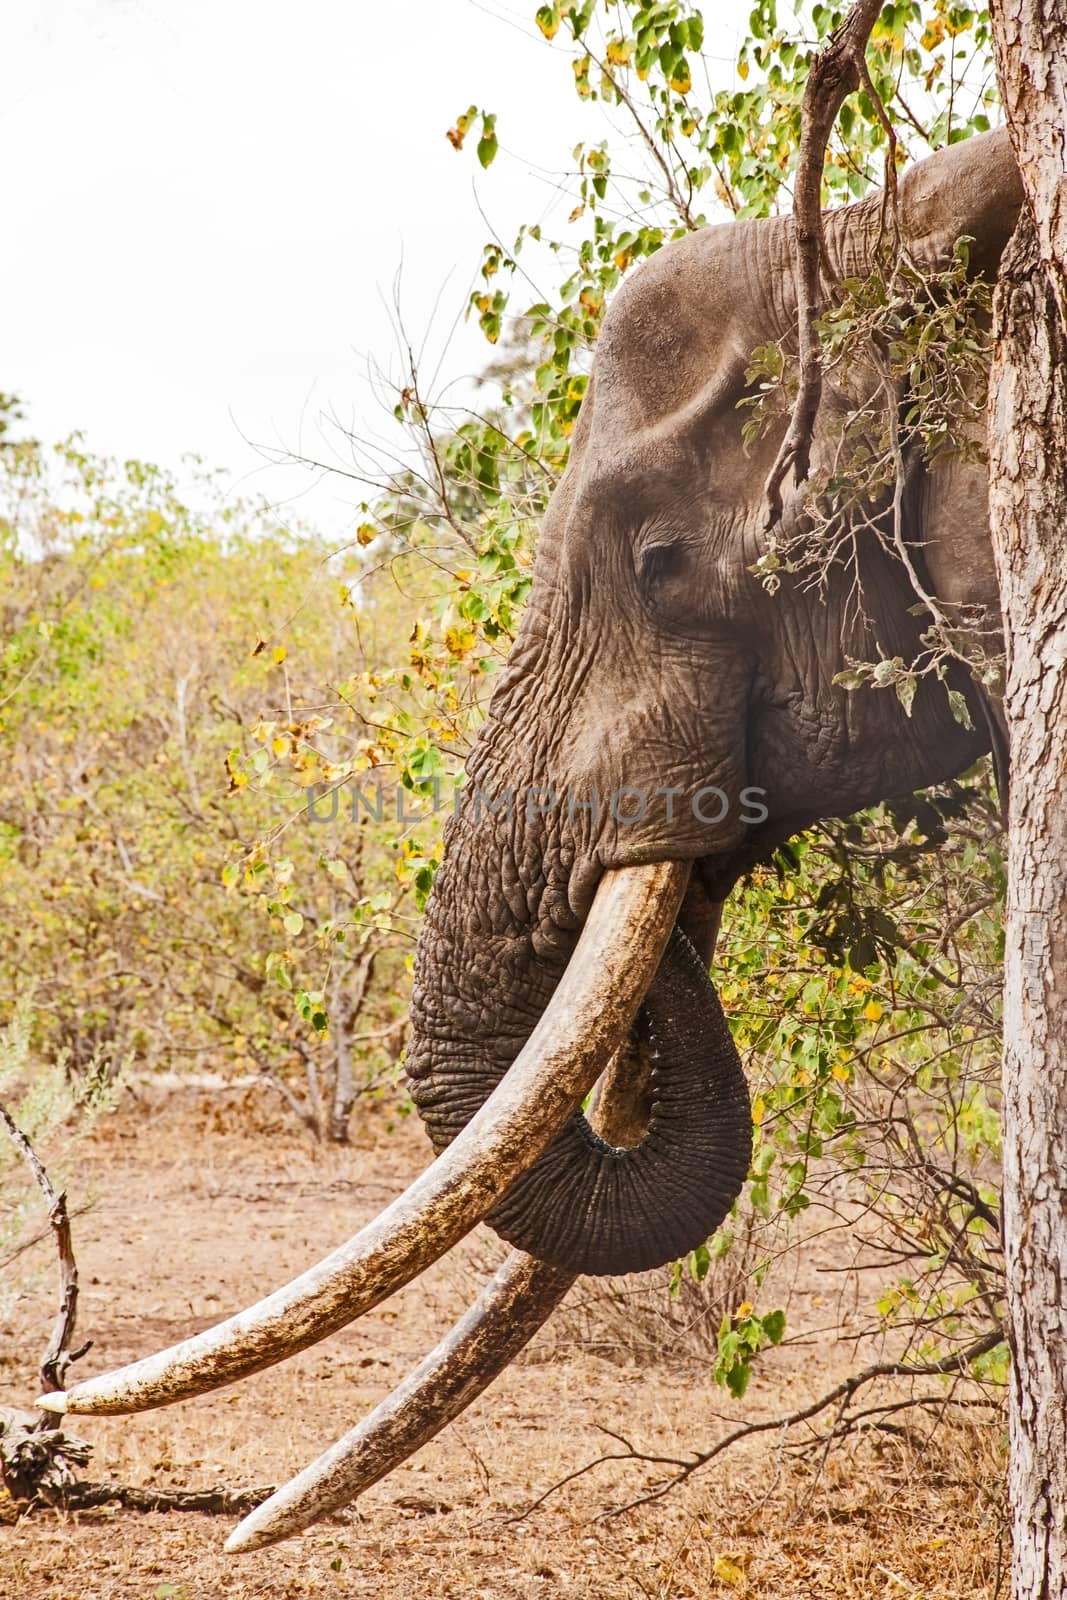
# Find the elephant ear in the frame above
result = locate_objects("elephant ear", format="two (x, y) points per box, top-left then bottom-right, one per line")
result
(831, 126), (1024, 281)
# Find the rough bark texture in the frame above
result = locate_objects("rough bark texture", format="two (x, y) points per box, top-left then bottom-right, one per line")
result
(987, 8), (1067, 1589)
(991, 0), (1067, 321)
(329, 950), (374, 1143)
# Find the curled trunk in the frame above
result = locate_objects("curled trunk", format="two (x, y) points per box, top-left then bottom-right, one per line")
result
(409, 912), (752, 1276)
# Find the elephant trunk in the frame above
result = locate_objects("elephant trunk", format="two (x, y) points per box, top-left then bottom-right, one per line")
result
(486, 924), (752, 1274)
(407, 784), (752, 1276)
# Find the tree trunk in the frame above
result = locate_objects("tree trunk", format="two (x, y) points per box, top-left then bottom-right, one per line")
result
(329, 950), (375, 1144)
(987, 9), (1067, 1591)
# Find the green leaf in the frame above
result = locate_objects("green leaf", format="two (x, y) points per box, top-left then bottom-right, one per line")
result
(895, 673), (917, 717)
(761, 1308), (786, 1345)
(477, 112), (499, 169)
(535, 2), (560, 39)
(833, 667), (870, 690)
(947, 688), (975, 729)
(725, 1360), (752, 1399)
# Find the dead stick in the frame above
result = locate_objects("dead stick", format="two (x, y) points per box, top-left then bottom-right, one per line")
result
(36, 1480), (276, 1516)
(511, 1321), (1005, 1521)
(0, 1103), (90, 1413)
(764, 0), (885, 529)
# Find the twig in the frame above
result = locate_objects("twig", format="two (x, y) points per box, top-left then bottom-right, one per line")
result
(511, 1324), (1005, 1521)
(593, 54), (697, 229)
(0, 1103), (91, 1408)
(764, 0), (885, 528)
(250, 1064), (322, 1140)
(0, 1201), (95, 1272)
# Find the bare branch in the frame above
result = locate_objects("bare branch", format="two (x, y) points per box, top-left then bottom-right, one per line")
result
(0, 1103), (90, 1405)
(512, 1323), (1005, 1521)
(764, 0), (885, 528)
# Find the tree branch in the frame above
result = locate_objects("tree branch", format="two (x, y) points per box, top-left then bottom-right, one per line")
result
(36, 1480), (276, 1516)
(763, 0), (885, 529)
(511, 1324), (1005, 1521)
(0, 1103), (91, 1407)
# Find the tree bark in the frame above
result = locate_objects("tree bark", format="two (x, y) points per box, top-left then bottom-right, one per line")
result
(988, 9), (1067, 1592)
(329, 949), (375, 1143)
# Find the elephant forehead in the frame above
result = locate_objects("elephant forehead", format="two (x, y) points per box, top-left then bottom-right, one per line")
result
(589, 216), (782, 437)
(569, 385), (758, 532)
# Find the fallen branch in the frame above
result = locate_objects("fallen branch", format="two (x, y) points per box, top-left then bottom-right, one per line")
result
(0, 1107), (283, 1523)
(763, 0), (884, 528)
(29, 1480), (276, 1516)
(0, 1103), (96, 1504)
(0, 1408), (92, 1502)
(510, 1324), (1006, 1521)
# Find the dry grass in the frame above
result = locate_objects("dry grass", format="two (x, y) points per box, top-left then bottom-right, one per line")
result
(0, 1088), (1008, 1599)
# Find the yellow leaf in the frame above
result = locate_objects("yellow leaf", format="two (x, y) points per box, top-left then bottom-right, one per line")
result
(357, 522), (377, 547)
(669, 70), (692, 94)
(714, 1552), (746, 1587)
(751, 1096), (765, 1126)
(272, 645), (287, 665)
(864, 999), (883, 1022)
(606, 37), (633, 66)
(738, 57), (750, 81)
(445, 624), (476, 656)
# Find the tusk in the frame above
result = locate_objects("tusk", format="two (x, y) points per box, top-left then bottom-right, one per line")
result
(223, 1010), (652, 1553)
(38, 859), (688, 1418)
(224, 1249), (574, 1552)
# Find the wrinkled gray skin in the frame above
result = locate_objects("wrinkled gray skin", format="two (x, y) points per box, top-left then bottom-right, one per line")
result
(407, 130), (1024, 1275)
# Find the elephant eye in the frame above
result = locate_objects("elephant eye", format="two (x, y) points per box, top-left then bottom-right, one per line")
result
(637, 542), (685, 598)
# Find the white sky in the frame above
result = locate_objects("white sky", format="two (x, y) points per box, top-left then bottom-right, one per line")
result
(3, 0), (751, 534)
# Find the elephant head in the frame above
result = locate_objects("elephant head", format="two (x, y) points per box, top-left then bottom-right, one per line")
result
(43, 127), (1024, 1547)
(403, 124), (1022, 1273)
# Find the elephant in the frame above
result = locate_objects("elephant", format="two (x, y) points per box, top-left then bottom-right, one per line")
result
(40, 126), (1025, 1551)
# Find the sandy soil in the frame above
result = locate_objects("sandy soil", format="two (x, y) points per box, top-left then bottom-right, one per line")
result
(0, 1089), (1007, 1599)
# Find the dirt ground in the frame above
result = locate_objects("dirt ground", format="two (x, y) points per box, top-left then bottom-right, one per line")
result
(0, 1089), (1007, 1599)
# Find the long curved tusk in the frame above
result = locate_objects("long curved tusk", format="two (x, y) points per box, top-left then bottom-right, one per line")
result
(38, 859), (688, 1418)
(224, 1000), (670, 1553)
(224, 1250), (574, 1552)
